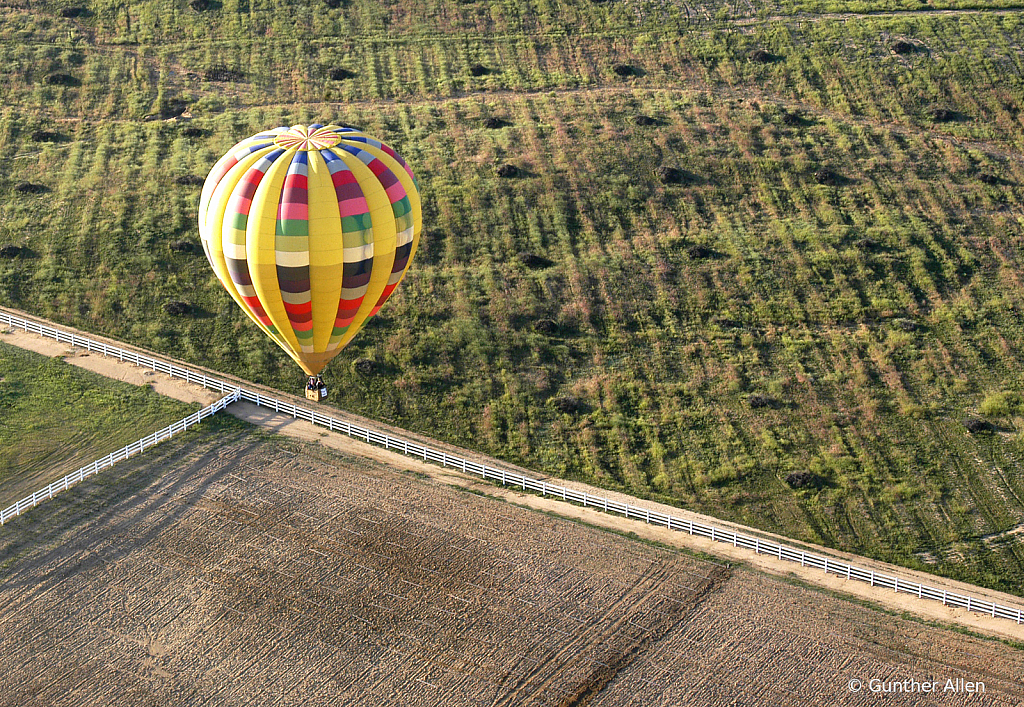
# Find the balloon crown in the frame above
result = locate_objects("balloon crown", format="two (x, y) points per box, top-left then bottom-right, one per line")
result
(273, 124), (345, 151)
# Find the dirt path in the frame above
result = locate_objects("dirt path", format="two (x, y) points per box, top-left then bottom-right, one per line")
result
(2, 315), (1023, 644)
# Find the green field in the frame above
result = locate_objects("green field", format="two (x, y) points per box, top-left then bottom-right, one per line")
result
(0, 342), (199, 507)
(0, 0), (1022, 594)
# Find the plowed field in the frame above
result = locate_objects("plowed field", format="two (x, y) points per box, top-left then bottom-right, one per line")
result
(1, 424), (1021, 705)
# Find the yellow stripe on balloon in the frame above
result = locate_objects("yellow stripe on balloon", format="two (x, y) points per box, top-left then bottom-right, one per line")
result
(201, 146), (290, 351)
(350, 142), (423, 287)
(247, 148), (301, 353)
(306, 149), (346, 353)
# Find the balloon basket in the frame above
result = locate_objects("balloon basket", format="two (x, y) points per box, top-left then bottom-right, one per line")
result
(305, 385), (328, 402)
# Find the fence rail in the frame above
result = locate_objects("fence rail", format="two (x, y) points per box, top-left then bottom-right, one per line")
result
(2, 309), (1022, 626)
(0, 391), (239, 525)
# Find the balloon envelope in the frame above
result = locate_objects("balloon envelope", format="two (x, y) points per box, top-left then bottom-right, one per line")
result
(199, 124), (421, 375)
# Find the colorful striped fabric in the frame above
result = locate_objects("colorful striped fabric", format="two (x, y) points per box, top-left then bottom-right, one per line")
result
(199, 124), (422, 376)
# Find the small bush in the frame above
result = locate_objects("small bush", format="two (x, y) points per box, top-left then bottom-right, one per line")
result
(855, 237), (879, 250)
(169, 240), (198, 253)
(749, 394), (777, 409)
(780, 110), (803, 126)
(30, 130), (64, 142)
(686, 245), (716, 259)
(550, 396), (582, 414)
(353, 358), (376, 375)
(612, 63), (639, 77)
(495, 163), (518, 178)
(329, 68), (356, 80)
(633, 115), (658, 126)
(980, 391), (1022, 417)
(180, 126), (205, 138)
(14, 183), (49, 194)
(890, 40), (917, 55)
(0, 245), (24, 259)
(785, 471), (814, 488)
(469, 64), (490, 76)
(963, 417), (993, 434)
(59, 7), (91, 18)
(977, 172), (1005, 186)
(534, 318), (558, 334)
(159, 99), (189, 119)
(325, 0), (346, 7)
(44, 73), (79, 87)
(205, 67), (244, 82)
(516, 252), (553, 269)
(927, 106), (956, 123)
(893, 318), (917, 332)
(748, 49), (776, 64)
(657, 166), (697, 184)
(482, 117), (510, 129)
(163, 300), (192, 316)
(173, 175), (204, 186)
(189, 0), (211, 10)
(814, 168), (844, 186)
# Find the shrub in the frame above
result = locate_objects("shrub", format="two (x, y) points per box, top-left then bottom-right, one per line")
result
(780, 110), (803, 126)
(469, 64), (490, 77)
(353, 358), (376, 375)
(814, 168), (844, 186)
(890, 40), (917, 55)
(963, 417), (993, 433)
(163, 300), (192, 316)
(533, 318), (558, 334)
(980, 391), (1022, 417)
(748, 49), (776, 64)
(612, 63), (639, 77)
(495, 163), (518, 178)
(14, 183), (49, 194)
(173, 175), (204, 186)
(785, 471), (814, 488)
(205, 67), (244, 82)
(189, 0), (211, 10)
(516, 252), (553, 269)
(180, 126), (205, 138)
(59, 7), (91, 18)
(686, 245), (717, 259)
(749, 394), (777, 409)
(633, 115), (658, 126)
(329, 68), (356, 80)
(482, 117), (510, 129)
(169, 240), (198, 253)
(44, 73), (79, 87)
(550, 395), (582, 414)
(0, 245), (24, 259)
(927, 106), (956, 123)
(855, 237), (879, 250)
(30, 130), (64, 142)
(657, 166), (697, 184)
(159, 99), (189, 119)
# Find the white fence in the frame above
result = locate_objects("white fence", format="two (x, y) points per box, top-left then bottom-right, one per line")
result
(0, 391), (239, 525)
(2, 309), (1022, 627)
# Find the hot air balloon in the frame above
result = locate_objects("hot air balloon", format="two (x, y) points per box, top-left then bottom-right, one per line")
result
(198, 124), (421, 400)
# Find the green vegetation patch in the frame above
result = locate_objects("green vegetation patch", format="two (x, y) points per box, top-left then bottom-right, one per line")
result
(0, 341), (199, 506)
(0, 0), (1022, 595)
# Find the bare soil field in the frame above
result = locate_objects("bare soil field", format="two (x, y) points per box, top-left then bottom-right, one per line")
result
(1, 425), (1021, 706)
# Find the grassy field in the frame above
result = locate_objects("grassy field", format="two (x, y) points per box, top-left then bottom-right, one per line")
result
(0, 1), (1022, 593)
(0, 341), (199, 507)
